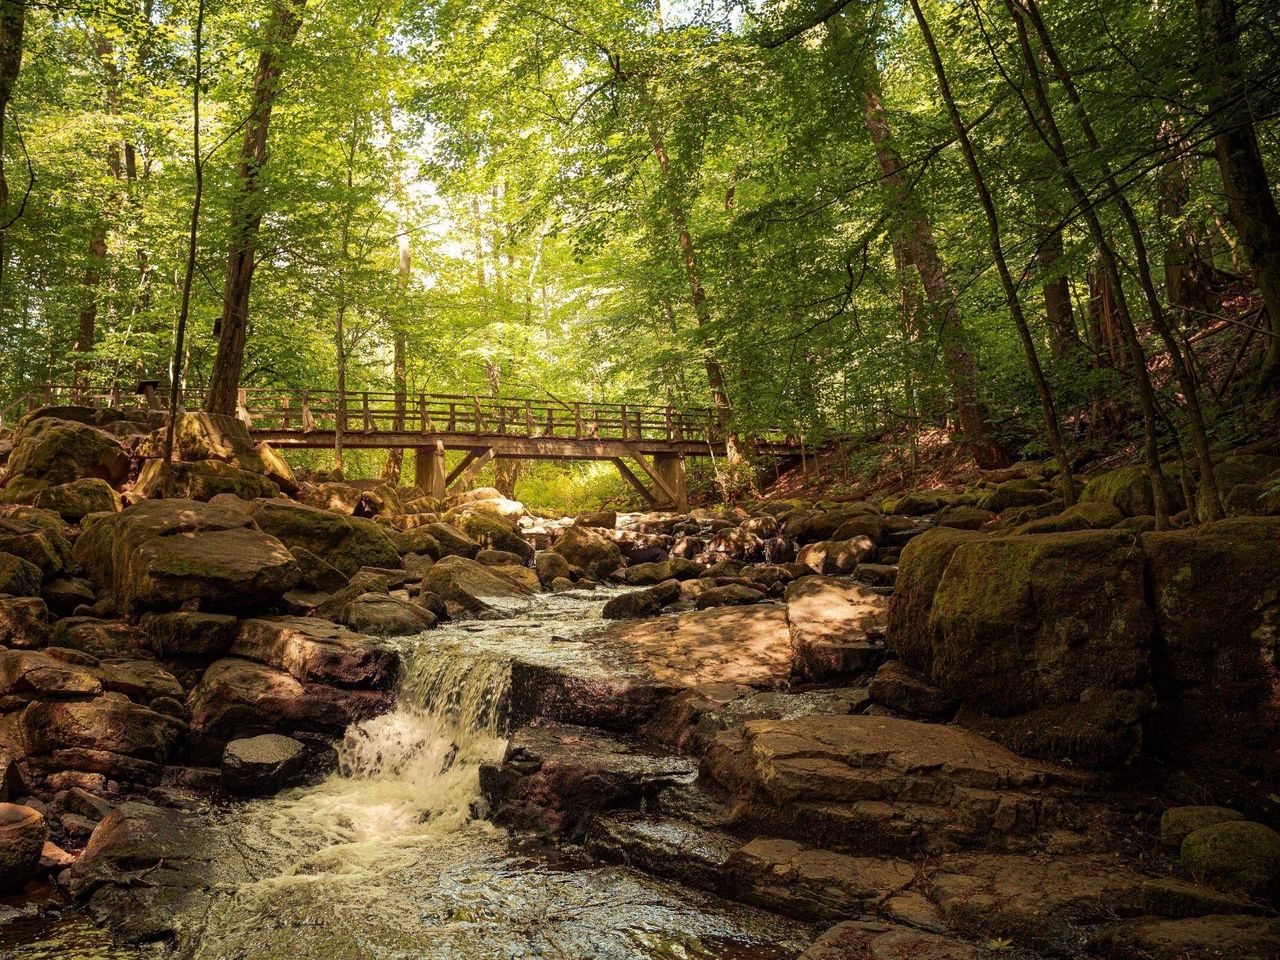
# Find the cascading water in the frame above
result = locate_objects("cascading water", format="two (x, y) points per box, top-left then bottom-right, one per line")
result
(6, 592), (807, 959)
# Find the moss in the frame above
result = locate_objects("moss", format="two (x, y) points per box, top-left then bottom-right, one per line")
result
(1082, 464), (1184, 517)
(1182, 820), (1280, 895)
(0, 551), (42, 596)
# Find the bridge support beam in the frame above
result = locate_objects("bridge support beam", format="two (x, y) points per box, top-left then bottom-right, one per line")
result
(652, 452), (688, 512)
(414, 441), (447, 499)
(446, 447), (494, 494)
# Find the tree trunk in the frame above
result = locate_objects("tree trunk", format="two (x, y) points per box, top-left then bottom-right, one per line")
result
(73, 228), (107, 394)
(997, 0), (1171, 525)
(1018, 0), (1222, 519)
(1194, 0), (1280, 384)
(205, 0), (305, 415)
(382, 220), (410, 483)
(907, 0), (1074, 501)
(1038, 223), (1079, 359)
(861, 78), (1011, 468)
(0, 0), (25, 316)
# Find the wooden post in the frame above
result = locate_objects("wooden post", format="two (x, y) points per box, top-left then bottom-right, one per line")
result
(473, 396), (485, 433)
(573, 402), (583, 439)
(652, 452), (688, 512)
(301, 391), (316, 432)
(413, 439), (447, 499)
(620, 404), (630, 440)
(524, 400), (534, 436)
(362, 392), (372, 432)
(281, 396), (291, 429)
(419, 394), (428, 433)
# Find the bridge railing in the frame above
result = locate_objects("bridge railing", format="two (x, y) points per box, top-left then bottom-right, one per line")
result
(1, 383), (729, 444)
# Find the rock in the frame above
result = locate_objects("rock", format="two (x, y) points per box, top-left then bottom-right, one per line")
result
(1015, 499), (1124, 534)
(917, 530), (1154, 766)
(392, 526), (442, 560)
(139, 610), (239, 658)
(602, 581), (681, 620)
(0, 552), (42, 596)
(93, 658), (184, 704)
(549, 576), (575, 592)
(230, 616), (399, 688)
(419, 554), (534, 616)
(1092, 914), (1280, 960)
(0, 649), (102, 698)
(797, 536), (875, 575)
(798, 920), (980, 960)
(476, 548), (525, 567)
(480, 723), (696, 836)
(868, 660), (956, 719)
(0, 596), (49, 648)
(74, 498), (300, 616)
(0, 516), (71, 576)
(705, 528), (764, 561)
(935, 504), (993, 530)
(623, 557), (702, 585)
(585, 813), (739, 893)
(573, 510), (616, 529)
(784, 505), (880, 545)
(0, 803), (46, 893)
(702, 714), (1088, 854)
(246, 499), (400, 576)
(785, 577), (888, 681)
(1200, 454), (1280, 519)
(32, 478), (121, 521)
(693, 583), (766, 610)
(1181, 820), (1280, 896)
(423, 521), (479, 559)
(534, 551), (574, 585)
(1082, 464), (1183, 517)
(336, 593), (437, 636)
(21, 694), (183, 775)
(4, 418), (129, 489)
(1160, 806), (1245, 849)
(188, 658), (393, 753)
(0, 750), (22, 801)
(552, 525), (623, 579)
(42, 577), (96, 616)
(851, 562), (896, 586)
(448, 510), (534, 563)
(974, 477), (1050, 513)
(133, 457), (279, 501)
(51, 618), (149, 659)
(887, 491), (947, 516)
(1142, 518), (1280, 765)
(137, 411), (260, 468)
(221, 734), (310, 797)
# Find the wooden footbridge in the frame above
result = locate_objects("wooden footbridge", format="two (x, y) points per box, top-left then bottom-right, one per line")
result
(4, 384), (809, 511)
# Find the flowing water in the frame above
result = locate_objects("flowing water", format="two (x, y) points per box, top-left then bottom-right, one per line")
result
(4, 590), (807, 959)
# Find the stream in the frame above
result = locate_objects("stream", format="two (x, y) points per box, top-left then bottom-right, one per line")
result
(4, 591), (808, 959)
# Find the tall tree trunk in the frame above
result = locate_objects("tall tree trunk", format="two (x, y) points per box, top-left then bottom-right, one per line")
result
(1194, 0), (1280, 384)
(1038, 221), (1079, 359)
(852, 28), (1012, 469)
(906, 0), (1074, 502)
(1017, 0), (1223, 519)
(382, 201), (411, 483)
(0, 0), (25, 319)
(73, 228), (106, 394)
(205, 0), (305, 415)
(995, 0), (1171, 525)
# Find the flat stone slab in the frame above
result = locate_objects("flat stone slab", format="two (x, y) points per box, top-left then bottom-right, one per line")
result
(230, 616), (399, 689)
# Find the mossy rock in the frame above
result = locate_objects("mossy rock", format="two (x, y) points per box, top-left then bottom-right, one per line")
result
(32, 478), (121, 522)
(0, 517), (71, 576)
(1015, 500), (1124, 535)
(5, 418), (129, 488)
(137, 411), (263, 471)
(133, 458), (279, 502)
(423, 522), (479, 559)
(887, 527), (982, 675)
(1160, 806), (1244, 849)
(935, 504), (994, 531)
(1181, 820), (1280, 895)
(245, 499), (399, 577)
(551, 525), (622, 579)
(974, 477), (1051, 513)
(0, 552), (41, 596)
(445, 510), (533, 562)
(392, 527), (441, 560)
(888, 491), (948, 516)
(1082, 464), (1183, 517)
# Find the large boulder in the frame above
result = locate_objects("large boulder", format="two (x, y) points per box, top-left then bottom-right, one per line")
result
(333, 593), (437, 636)
(1141, 518), (1280, 764)
(20, 693), (184, 778)
(797, 537), (875, 576)
(0, 552), (42, 597)
(32, 478), (122, 522)
(4, 417), (129, 491)
(136, 411), (261, 470)
(221, 734), (311, 798)
(188, 658), (392, 752)
(785, 577), (888, 680)
(0, 802), (46, 893)
(602, 581), (681, 620)
(419, 555), (534, 616)
(1181, 820), (1280, 897)
(0, 596), (49, 648)
(1081, 464), (1182, 517)
(132, 458), (279, 502)
(0, 649), (102, 699)
(0, 516), (72, 576)
(917, 530), (1154, 766)
(552, 525), (623, 579)
(74, 498), (299, 616)
(445, 510), (533, 562)
(247, 499), (399, 576)
(230, 616), (399, 688)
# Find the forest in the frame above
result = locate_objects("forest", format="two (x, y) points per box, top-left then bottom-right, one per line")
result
(0, 0), (1276, 511)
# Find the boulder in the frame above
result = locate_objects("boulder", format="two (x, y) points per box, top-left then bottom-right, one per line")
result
(221, 734), (311, 798)
(705, 527), (764, 561)
(974, 477), (1051, 513)
(4, 418), (129, 490)
(868, 660), (956, 719)
(0, 596), (49, 648)
(1160, 806), (1244, 849)
(230, 616), (399, 688)
(133, 458), (279, 501)
(420, 554), (534, 616)
(0, 552), (41, 597)
(935, 504), (994, 530)
(42, 576), (96, 616)
(622, 557), (702, 585)
(139, 610), (239, 658)
(423, 521), (479, 559)
(21, 694), (183, 772)
(92, 658), (184, 705)
(51, 618), (149, 659)
(887, 528), (980, 674)
(573, 510), (616, 529)
(188, 658), (392, 751)
(0, 803), (46, 894)
(1181, 820), (1280, 896)
(0, 649), (102, 698)
(256, 443), (298, 494)
(1014, 499), (1124, 534)
(0, 516), (71, 576)
(1200, 454), (1280, 519)
(1082, 464), (1183, 517)
(246, 499), (399, 576)
(534, 551), (574, 585)
(1093, 915), (1280, 960)
(447, 510), (534, 562)
(694, 583), (766, 610)
(335, 593), (437, 636)
(785, 577), (888, 680)
(798, 920), (980, 960)
(137, 411), (261, 469)
(552, 525), (623, 579)
(392, 527), (441, 560)
(32, 478), (122, 521)
(74, 498), (300, 616)
(602, 581), (681, 620)
(797, 536), (874, 575)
